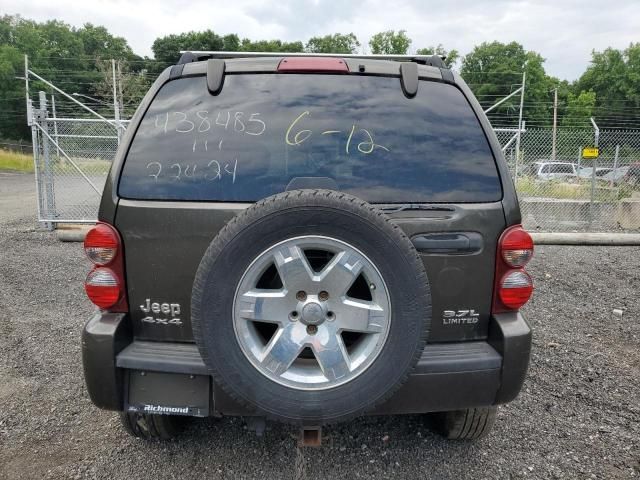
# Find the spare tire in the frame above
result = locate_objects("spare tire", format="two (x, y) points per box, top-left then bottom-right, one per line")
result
(191, 190), (431, 425)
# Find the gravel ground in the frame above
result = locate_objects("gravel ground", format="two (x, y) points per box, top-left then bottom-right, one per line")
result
(1, 172), (639, 479)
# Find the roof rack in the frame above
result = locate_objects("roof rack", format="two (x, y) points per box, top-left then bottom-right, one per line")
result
(177, 51), (447, 68)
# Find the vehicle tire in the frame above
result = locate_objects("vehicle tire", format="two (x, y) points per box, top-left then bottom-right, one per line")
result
(118, 412), (185, 440)
(431, 406), (497, 440)
(191, 189), (431, 425)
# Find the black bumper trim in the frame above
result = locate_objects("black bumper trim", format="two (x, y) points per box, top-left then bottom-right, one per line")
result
(116, 340), (502, 377)
(416, 341), (501, 373)
(117, 341), (209, 375)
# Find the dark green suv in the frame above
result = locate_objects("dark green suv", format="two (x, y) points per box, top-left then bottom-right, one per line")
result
(81, 52), (533, 441)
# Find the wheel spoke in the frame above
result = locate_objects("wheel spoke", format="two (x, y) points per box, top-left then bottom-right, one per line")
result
(312, 332), (351, 382)
(238, 290), (288, 324)
(259, 323), (305, 376)
(334, 298), (386, 333)
(272, 244), (314, 291)
(318, 250), (364, 296)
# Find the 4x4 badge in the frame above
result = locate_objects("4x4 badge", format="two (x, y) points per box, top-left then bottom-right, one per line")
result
(140, 298), (182, 326)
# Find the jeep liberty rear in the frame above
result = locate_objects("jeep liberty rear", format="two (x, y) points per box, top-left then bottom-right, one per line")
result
(82, 53), (533, 441)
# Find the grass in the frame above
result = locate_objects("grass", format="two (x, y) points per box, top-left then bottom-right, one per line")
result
(0, 149), (34, 172)
(0, 149), (113, 175)
(515, 176), (637, 202)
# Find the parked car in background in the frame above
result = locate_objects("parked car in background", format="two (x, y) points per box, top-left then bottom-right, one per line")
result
(527, 162), (578, 181)
(577, 167), (613, 179)
(601, 166), (629, 185)
(624, 163), (640, 186)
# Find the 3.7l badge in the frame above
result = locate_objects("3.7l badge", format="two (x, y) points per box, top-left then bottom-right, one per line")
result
(442, 309), (480, 325)
(140, 298), (182, 326)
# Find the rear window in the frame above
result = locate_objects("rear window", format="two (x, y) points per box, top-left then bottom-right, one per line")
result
(119, 74), (502, 203)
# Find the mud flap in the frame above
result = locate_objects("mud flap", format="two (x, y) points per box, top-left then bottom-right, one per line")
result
(124, 370), (211, 417)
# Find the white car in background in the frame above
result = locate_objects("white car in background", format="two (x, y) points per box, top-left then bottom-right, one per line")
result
(527, 162), (578, 180)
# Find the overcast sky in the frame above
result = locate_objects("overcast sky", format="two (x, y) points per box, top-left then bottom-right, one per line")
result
(4, 0), (639, 80)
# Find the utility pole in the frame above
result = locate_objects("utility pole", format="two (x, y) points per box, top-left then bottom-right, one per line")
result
(25, 55), (32, 126)
(551, 88), (558, 161)
(111, 59), (121, 144)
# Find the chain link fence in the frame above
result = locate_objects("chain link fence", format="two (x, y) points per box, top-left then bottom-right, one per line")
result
(30, 91), (128, 226)
(496, 128), (640, 232)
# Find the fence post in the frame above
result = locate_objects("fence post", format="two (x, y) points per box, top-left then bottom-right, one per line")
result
(50, 94), (62, 162)
(577, 146), (582, 172)
(39, 91), (55, 231)
(589, 158), (597, 230)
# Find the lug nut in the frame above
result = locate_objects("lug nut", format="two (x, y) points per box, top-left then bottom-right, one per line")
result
(296, 290), (307, 301)
(318, 291), (329, 301)
(307, 325), (318, 335)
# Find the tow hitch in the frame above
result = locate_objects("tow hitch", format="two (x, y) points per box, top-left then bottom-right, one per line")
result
(298, 426), (322, 447)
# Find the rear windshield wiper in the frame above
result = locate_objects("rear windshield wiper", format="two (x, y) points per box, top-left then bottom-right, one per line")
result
(378, 204), (455, 213)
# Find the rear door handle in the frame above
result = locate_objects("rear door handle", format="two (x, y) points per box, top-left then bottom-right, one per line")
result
(411, 232), (482, 254)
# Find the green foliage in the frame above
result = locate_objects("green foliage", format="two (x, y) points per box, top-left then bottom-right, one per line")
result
(92, 59), (150, 118)
(0, 148), (33, 172)
(369, 30), (411, 55)
(0, 12), (638, 142)
(561, 90), (596, 127)
(576, 43), (640, 128)
(151, 30), (305, 63)
(239, 38), (304, 52)
(151, 30), (225, 64)
(416, 44), (459, 68)
(461, 41), (555, 127)
(515, 176), (624, 202)
(0, 15), (142, 140)
(305, 33), (360, 54)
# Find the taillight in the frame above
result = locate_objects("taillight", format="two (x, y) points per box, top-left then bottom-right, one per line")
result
(85, 268), (121, 308)
(501, 227), (534, 267)
(492, 225), (534, 313)
(84, 223), (118, 265)
(499, 270), (534, 310)
(84, 222), (128, 312)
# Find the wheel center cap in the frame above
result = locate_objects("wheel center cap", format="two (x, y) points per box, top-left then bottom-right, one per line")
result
(301, 302), (325, 325)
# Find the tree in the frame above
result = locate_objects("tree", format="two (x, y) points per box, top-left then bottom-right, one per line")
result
(369, 30), (411, 55)
(561, 90), (596, 127)
(239, 38), (304, 52)
(0, 15), (143, 140)
(77, 24), (133, 60)
(0, 43), (24, 139)
(461, 41), (554, 127)
(575, 43), (640, 128)
(92, 59), (151, 118)
(305, 33), (360, 54)
(416, 44), (459, 68)
(152, 30), (224, 64)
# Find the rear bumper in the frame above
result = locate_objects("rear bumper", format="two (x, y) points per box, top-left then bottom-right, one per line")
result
(82, 311), (531, 416)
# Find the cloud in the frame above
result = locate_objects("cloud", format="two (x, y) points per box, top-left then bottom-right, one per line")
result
(4, 0), (639, 80)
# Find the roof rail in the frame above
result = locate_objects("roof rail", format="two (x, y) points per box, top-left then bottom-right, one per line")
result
(177, 51), (447, 68)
